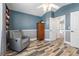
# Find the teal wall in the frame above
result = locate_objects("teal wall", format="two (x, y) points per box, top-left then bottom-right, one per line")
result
(10, 10), (54, 30)
(10, 10), (42, 30)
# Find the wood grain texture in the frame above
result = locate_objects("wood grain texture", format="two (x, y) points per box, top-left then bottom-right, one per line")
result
(5, 38), (79, 56)
(37, 22), (45, 41)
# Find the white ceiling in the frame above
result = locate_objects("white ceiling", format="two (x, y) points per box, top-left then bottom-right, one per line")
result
(7, 3), (70, 16)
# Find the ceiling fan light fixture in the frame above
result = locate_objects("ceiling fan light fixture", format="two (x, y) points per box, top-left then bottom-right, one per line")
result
(49, 4), (59, 9)
(37, 3), (59, 12)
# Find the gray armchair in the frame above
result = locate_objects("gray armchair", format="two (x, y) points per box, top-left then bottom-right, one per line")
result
(9, 30), (30, 52)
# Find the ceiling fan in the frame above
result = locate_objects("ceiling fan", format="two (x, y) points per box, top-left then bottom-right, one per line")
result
(37, 3), (59, 13)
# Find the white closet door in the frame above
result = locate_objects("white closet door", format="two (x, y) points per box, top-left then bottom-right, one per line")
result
(71, 11), (79, 48)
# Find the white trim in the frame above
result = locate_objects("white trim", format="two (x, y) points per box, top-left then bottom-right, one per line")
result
(64, 41), (71, 45)
(0, 3), (3, 56)
(30, 38), (51, 41)
(9, 29), (50, 31)
(45, 39), (53, 41)
(30, 38), (37, 41)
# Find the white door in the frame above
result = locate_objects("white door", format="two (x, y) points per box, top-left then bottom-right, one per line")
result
(71, 11), (79, 48)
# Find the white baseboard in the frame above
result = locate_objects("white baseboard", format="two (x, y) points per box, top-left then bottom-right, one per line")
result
(45, 38), (54, 41)
(30, 38), (51, 41)
(30, 38), (37, 41)
(64, 41), (71, 45)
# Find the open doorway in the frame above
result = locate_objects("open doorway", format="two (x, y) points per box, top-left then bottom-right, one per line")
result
(49, 15), (65, 41)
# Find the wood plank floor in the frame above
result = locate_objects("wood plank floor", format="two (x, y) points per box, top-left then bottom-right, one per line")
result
(5, 38), (79, 56)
